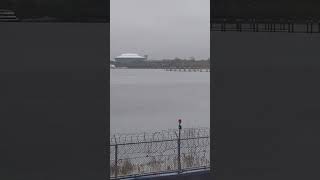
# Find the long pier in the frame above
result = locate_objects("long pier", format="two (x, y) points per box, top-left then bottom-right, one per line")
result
(164, 68), (210, 72)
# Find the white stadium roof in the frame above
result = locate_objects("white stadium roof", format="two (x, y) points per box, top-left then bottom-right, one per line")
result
(116, 53), (145, 59)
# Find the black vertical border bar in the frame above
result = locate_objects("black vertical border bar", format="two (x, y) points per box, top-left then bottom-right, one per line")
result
(106, 1), (110, 180)
(210, 0), (215, 178)
(0, 2), (110, 180)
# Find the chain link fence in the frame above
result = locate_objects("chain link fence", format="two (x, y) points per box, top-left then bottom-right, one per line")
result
(109, 128), (210, 179)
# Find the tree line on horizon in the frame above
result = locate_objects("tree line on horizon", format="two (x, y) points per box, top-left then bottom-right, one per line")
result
(0, 0), (106, 20)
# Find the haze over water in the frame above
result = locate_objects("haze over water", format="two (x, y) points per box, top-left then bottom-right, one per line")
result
(110, 69), (210, 134)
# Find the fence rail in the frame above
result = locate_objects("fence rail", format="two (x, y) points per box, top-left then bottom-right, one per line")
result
(108, 128), (210, 179)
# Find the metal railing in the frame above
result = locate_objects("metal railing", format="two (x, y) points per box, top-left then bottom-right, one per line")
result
(109, 127), (210, 179)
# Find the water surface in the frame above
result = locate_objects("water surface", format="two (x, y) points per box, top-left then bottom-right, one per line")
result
(110, 69), (210, 133)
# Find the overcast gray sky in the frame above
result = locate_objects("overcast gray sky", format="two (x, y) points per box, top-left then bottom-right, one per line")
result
(111, 0), (210, 60)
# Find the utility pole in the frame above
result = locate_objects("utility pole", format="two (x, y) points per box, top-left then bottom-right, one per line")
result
(178, 119), (182, 174)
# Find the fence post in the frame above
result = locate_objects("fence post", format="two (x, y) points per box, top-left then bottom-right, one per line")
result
(178, 119), (182, 174)
(115, 144), (118, 178)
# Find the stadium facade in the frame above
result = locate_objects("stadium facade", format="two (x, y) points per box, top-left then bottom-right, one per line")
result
(115, 53), (147, 63)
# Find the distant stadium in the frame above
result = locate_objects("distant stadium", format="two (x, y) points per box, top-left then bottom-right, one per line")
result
(115, 53), (148, 63)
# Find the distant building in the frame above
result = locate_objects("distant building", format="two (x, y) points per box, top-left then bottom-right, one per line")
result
(110, 59), (116, 68)
(115, 53), (147, 63)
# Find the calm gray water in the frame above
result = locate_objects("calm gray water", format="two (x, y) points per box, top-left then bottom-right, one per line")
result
(110, 69), (210, 134)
